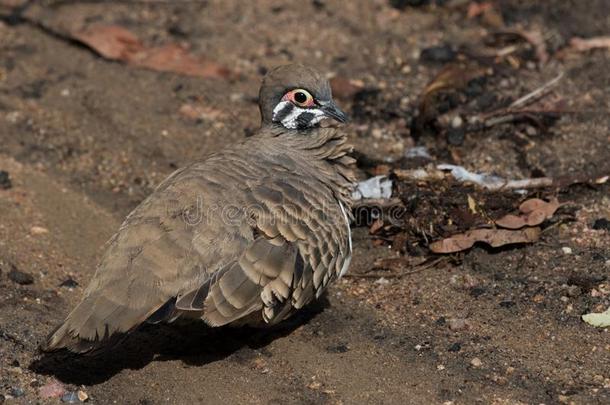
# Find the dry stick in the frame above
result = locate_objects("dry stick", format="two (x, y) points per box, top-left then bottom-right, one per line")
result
(510, 72), (564, 109)
(394, 168), (555, 191)
(462, 73), (566, 130)
(345, 257), (446, 279)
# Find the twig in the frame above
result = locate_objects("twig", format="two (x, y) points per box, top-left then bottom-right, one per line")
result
(510, 72), (564, 109)
(345, 257), (446, 279)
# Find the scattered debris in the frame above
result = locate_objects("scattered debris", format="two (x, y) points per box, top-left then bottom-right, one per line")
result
(39, 380), (66, 400)
(437, 164), (553, 191)
(430, 227), (541, 253)
(570, 36), (610, 52)
(8, 265), (34, 285)
(72, 25), (233, 80)
(494, 198), (561, 229)
(582, 307), (610, 328)
(493, 29), (549, 64)
(352, 176), (393, 200)
(0, 170), (11, 189)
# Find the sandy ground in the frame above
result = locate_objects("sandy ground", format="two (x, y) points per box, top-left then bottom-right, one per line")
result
(0, 0), (609, 404)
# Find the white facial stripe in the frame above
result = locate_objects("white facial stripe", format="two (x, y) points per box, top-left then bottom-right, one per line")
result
(272, 100), (326, 129)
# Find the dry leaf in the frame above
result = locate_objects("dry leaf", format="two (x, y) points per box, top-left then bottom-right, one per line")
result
(570, 36), (610, 52)
(495, 198), (560, 229)
(582, 307), (610, 328)
(72, 25), (233, 79)
(430, 227), (540, 253)
(419, 64), (488, 121)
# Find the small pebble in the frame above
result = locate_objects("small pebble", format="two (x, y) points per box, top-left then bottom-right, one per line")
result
(374, 277), (390, 286)
(62, 391), (81, 403)
(10, 387), (25, 397)
(451, 115), (463, 128)
(499, 300), (515, 308)
(525, 125), (538, 136)
(326, 344), (349, 353)
(447, 128), (465, 146)
(448, 342), (461, 352)
(592, 218), (610, 231)
(30, 226), (49, 235)
(470, 357), (483, 368)
(562, 247), (573, 255)
(389, 0), (431, 10)
(77, 390), (88, 402)
(0, 170), (11, 189)
(60, 278), (79, 288)
(8, 266), (34, 285)
(437, 364), (446, 371)
(420, 45), (457, 64)
(566, 285), (581, 297)
(447, 318), (469, 331)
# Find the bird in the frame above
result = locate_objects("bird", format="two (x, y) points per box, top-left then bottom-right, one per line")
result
(43, 64), (356, 353)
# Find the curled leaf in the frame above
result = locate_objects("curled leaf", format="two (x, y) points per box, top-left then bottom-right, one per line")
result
(495, 198), (560, 229)
(72, 24), (233, 79)
(430, 227), (540, 254)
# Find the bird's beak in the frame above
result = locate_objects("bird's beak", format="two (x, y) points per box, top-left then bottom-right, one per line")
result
(320, 100), (349, 123)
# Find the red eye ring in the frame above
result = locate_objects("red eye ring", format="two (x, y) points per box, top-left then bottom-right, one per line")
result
(283, 88), (315, 107)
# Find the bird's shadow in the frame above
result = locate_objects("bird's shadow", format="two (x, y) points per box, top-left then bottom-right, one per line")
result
(30, 298), (328, 385)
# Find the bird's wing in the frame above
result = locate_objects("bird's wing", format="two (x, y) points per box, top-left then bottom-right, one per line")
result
(43, 165), (250, 353)
(175, 174), (352, 326)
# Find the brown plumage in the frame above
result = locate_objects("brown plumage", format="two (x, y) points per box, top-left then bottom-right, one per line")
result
(43, 64), (355, 353)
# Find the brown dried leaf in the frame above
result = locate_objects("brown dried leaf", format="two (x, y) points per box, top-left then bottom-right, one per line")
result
(419, 64), (488, 120)
(495, 198), (560, 229)
(430, 227), (540, 253)
(72, 25), (233, 79)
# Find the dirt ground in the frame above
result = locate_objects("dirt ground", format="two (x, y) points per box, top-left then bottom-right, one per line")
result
(0, 0), (609, 404)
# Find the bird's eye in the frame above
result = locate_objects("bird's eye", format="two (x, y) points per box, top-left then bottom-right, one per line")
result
(285, 89), (314, 107)
(294, 91), (307, 103)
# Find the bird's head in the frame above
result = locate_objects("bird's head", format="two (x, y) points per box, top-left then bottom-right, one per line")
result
(258, 64), (348, 130)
